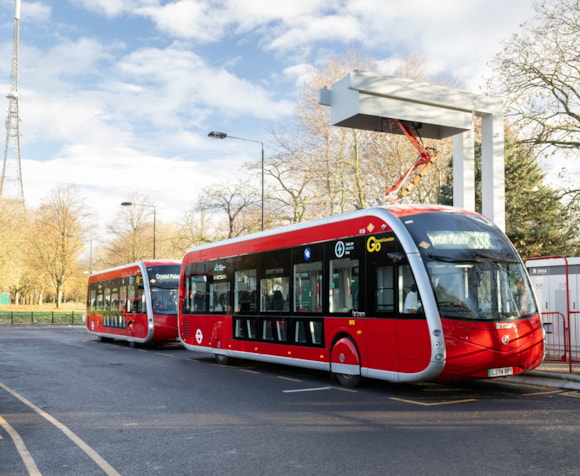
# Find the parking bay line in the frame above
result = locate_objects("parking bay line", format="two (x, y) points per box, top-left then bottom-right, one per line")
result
(390, 397), (477, 406)
(283, 386), (332, 393)
(0, 381), (121, 476)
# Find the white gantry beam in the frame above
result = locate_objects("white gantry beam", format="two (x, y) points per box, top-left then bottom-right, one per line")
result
(319, 71), (505, 230)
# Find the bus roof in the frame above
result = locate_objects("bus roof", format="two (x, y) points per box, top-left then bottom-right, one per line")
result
(183, 204), (476, 264)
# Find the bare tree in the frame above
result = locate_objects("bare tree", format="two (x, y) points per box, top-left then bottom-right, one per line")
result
(269, 51), (454, 219)
(258, 151), (314, 225)
(106, 193), (156, 266)
(489, 0), (579, 151)
(28, 185), (92, 307)
(200, 180), (261, 238)
(174, 204), (218, 252)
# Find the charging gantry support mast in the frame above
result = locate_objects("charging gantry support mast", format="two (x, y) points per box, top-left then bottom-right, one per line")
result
(0, 0), (25, 202)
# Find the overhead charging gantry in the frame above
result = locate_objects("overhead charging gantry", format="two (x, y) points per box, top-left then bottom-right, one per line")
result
(318, 71), (506, 230)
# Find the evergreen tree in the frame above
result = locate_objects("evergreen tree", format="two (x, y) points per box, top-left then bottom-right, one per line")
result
(439, 133), (580, 259)
(502, 135), (579, 258)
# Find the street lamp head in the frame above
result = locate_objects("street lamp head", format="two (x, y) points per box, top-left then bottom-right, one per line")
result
(121, 201), (133, 206)
(208, 131), (227, 139)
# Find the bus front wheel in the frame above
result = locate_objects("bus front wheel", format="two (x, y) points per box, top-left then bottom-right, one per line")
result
(331, 336), (362, 387)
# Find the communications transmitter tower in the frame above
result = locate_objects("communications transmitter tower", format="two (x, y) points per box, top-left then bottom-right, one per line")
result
(0, 0), (24, 202)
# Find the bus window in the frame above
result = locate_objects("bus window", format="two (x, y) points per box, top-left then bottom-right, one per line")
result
(127, 284), (137, 313)
(120, 284), (127, 312)
(134, 284), (145, 314)
(294, 319), (323, 345)
(294, 262), (323, 313)
(376, 266), (394, 312)
(262, 318), (289, 342)
(399, 265), (422, 315)
(261, 276), (289, 311)
(187, 275), (208, 312)
(329, 258), (359, 313)
(88, 286), (97, 312)
(111, 285), (119, 311)
(210, 281), (230, 313)
(235, 269), (257, 313)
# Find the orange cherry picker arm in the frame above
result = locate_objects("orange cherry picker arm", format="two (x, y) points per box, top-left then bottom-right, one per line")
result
(384, 119), (438, 203)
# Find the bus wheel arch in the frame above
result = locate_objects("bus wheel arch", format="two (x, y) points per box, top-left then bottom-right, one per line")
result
(330, 334), (362, 387)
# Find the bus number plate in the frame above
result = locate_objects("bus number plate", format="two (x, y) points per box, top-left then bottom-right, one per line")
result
(488, 367), (513, 377)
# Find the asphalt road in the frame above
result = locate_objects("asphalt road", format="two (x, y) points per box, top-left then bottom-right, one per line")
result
(1, 326), (579, 476)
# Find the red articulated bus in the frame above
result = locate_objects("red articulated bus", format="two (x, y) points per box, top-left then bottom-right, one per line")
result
(87, 260), (181, 346)
(178, 205), (544, 386)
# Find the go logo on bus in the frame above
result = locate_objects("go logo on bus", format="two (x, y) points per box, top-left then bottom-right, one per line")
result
(366, 235), (394, 253)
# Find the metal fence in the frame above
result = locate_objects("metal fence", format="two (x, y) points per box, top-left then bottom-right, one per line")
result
(541, 310), (579, 373)
(0, 310), (84, 326)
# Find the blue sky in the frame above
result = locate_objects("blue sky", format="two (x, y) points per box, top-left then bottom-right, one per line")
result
(0, 0), (567, 237)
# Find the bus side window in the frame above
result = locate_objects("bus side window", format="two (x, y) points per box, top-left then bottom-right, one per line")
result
(376, 266), (394, 312)
(210, 282), (230, 313)
(235, 269), (257, 313)
(134, 285), (145, 314)
(88, 286), (97, 312)
(400, 265), (421, 315)
(294, 262), (323, 313)
(260, 276), (289, 312)
(329, 258), (359, 313)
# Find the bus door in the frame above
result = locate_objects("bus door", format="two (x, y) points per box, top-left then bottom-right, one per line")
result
(395, 263), (431, 374)
(364, 233), (431, 374)
(182, 268), (212, 347)
(365, 232), (399, 372)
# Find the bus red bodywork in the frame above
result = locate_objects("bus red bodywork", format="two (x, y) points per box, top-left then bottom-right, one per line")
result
(178, 206), (544, 384)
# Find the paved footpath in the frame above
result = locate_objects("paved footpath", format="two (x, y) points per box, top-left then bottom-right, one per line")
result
(503, 362), (580, 390)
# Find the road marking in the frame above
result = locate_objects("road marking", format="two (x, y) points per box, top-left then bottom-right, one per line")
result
(283, 386), (331, 393)
(155, 352), (176, 358)
(330, 386), (358, 393)
(561, 391), (580, 398)
(0, 381), (121, 476)
(277, 376), (302, 382)
(522, 389), (564, 396)
(390, 397), (477, 406)
(0, 414), (41, 476)
(240, 369), (261, 374)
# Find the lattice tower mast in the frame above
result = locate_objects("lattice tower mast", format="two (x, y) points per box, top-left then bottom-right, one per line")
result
(0, 0), (24, 201)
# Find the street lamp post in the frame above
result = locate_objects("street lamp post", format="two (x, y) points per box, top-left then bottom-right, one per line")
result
(121, 201), (156, 259)
(208, 131), (265, 231)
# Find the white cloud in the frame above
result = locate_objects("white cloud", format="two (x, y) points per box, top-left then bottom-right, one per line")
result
(21, 1), (52, 22)
(5, 0), (549, 244)
(68, 0), (146, 18)
(135, 1), (229, 42)
(113, 45), (293, 125)
(21, 142), (251, 236)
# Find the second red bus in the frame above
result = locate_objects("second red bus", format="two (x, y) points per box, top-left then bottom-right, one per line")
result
(86, 260), (181, 346)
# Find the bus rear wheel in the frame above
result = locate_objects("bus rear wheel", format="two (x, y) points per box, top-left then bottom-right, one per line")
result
(215, 353), (233, 365)
(335, 372), (361, 387)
